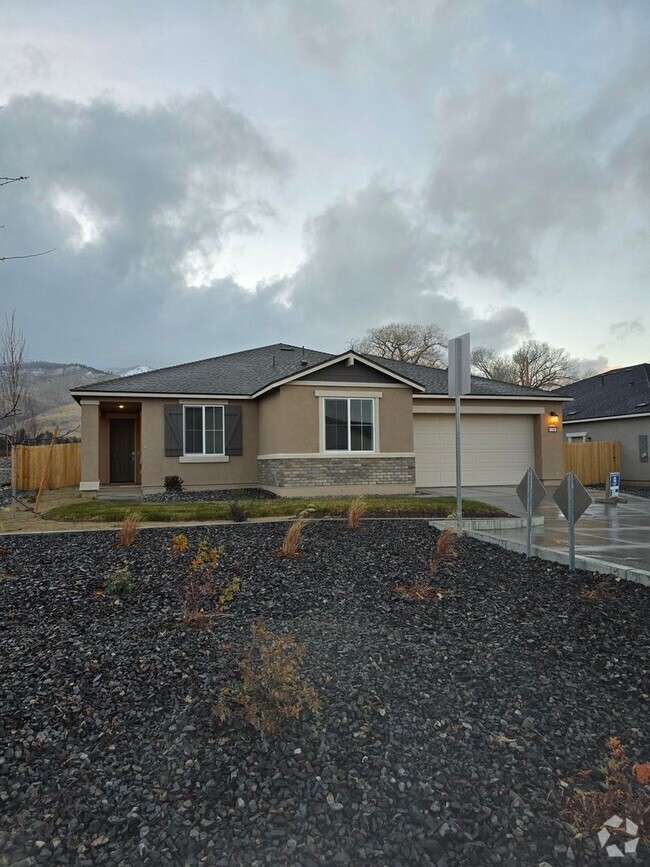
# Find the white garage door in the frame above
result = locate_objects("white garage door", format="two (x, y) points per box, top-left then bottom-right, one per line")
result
(414, 414), (535, 487)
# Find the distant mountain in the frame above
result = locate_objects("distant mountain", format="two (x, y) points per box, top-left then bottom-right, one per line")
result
(110, 365), (152, 378)
(3, 361), (151, 438)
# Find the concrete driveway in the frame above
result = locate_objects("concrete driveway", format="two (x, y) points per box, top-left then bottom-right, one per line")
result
(421, 485), (650, 574)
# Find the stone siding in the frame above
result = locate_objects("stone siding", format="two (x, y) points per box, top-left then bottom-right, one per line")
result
(258, 456), (415, 488)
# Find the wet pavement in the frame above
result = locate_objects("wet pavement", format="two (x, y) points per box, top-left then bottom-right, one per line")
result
(421, 485), (650, 574)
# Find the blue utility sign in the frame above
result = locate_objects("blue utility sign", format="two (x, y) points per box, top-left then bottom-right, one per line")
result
(607, 472), (621, 499)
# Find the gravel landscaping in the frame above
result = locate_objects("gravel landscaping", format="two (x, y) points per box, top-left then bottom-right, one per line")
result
(141, 488), (279, 504)
(1, 522), (648, 866)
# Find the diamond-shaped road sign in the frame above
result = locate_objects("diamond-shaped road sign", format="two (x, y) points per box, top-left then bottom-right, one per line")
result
(516, 468), (546, 513)
(553, 472), (592, 522)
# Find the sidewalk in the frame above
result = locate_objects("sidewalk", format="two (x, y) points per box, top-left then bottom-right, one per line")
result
(421, 485), (650, 576)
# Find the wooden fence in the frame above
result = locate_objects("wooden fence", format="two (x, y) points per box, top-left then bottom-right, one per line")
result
(15, 443), (81, 490)
(563, 440), (620, 486)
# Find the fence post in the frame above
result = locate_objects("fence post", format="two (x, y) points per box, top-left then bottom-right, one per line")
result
(34, 427), (59, 512)
(10, 443), (16, 521)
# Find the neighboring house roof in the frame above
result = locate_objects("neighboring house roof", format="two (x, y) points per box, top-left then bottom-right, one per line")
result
(555, 363), (650, 422)
(71, 342), (562, 400)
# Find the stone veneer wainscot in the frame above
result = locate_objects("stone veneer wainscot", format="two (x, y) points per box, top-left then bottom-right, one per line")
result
(258, 456), (415, 488)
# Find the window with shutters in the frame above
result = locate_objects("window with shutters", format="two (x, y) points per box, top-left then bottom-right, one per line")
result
(183, 405), (225, 455)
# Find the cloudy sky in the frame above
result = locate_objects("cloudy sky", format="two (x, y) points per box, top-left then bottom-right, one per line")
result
(1, 0), (648, 371)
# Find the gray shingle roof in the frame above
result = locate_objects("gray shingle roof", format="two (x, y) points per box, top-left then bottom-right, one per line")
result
(71, 342), (562, 399)
(555, 363), (650, 421)
(72, 344), (333, 396)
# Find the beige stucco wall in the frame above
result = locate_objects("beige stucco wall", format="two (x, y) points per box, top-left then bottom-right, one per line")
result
(80, 401), (100, 485)
(139, 398), (259, 491)
(565, 416), (650, 484)
(257, 383), (414, 455)
(413, 397), (566, 484)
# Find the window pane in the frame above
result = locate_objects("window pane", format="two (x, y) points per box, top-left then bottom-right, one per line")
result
(350, 399), (373, 451)
(205, 407), (215, 454)
(325, 399), (348, 450)
(185, 407), (203, 454)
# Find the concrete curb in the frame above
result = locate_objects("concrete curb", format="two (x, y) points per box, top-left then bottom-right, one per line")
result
(463, 528), (650, 588)
(429, 516), (544, 531)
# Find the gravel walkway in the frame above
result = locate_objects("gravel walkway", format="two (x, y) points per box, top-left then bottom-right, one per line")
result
(1, 522), (648, 866)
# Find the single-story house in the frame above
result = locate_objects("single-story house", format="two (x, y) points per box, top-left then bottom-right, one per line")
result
(71, 343), (568, 497)
(555, 363), (650, 485)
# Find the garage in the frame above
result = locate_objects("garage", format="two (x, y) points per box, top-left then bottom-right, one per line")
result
(413, 413), (535, 487)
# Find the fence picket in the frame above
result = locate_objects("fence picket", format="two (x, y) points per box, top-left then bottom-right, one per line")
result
(14, 443), (81, 490)
(563, 441), (620, 486)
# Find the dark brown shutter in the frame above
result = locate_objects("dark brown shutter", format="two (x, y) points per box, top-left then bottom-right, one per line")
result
(224, 405), (243, 456)
(164, 404), (184, 456)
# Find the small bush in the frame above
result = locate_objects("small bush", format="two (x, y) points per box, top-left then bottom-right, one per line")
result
(229, 501), (247, 523)
(117, 512), (140, 548)
(563, 737), (649, 845)
(164, 475), (184, 493)
(347, 497), (367, 530)
(213, 620), (320, 734)
(170, 536), (238, 628)
(276, 517), (309, 556)
(105, 568), (135, 597)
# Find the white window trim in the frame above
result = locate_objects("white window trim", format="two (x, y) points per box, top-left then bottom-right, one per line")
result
(182, 404), (225, 457)
(320, 396), (377, 454)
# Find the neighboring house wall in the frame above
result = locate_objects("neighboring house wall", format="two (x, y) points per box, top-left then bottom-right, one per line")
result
(257, 382), (416, 495)
(565, 416), (650, 484)
(140, 398), (259, 492)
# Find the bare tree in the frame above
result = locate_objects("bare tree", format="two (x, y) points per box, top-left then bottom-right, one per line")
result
(472, 339), (579, 389)
(0, 312), (27, 432)
(1, 171), (55, 261)
(351, 322), (448, 367)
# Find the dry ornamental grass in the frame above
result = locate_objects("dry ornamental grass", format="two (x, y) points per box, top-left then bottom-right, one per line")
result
(117, 512), (140, 548)
(276, 517), (309, 557)
(395, 524), (457, 600)
(347, 497), (367, 530)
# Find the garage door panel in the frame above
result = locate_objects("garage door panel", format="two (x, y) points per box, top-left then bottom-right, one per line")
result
(414, 414), (534, 487)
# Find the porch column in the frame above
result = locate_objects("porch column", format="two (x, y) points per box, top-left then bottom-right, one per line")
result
(80, 400), (100, 494)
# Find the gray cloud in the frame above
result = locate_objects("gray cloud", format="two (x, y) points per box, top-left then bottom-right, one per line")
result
(238, 0), (479, 76)
(258, 180), (531, 350)
(426, 51), (650, 287)
(610, 320), (647, 340)
(1, 92), (288, 365)
(574, 355), (609, 378)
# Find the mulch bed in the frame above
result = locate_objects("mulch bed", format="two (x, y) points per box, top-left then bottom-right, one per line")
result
(1, 522), (648, 866)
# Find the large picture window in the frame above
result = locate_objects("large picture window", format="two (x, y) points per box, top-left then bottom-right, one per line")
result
(183, 405), (225, 455)
(324, 398), (374, 451)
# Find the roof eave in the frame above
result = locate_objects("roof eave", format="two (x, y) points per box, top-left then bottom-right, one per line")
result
(564, 411), (650, 424)
(251, 350), (426, 396)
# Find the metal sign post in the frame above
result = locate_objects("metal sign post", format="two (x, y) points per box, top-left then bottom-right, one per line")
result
(567, 472), (575, 571)
(553, 471), (592, 571)
(448, 333), (471, 531)
(516, 467), (546, 558)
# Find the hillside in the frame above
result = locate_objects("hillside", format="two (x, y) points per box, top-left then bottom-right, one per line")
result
(4, 362), (151, 438)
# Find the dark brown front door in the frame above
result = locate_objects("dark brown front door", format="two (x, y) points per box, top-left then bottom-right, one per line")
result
(110, 418), (135, 483)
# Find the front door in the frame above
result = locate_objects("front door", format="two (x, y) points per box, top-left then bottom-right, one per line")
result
(110, 418), (135, 483)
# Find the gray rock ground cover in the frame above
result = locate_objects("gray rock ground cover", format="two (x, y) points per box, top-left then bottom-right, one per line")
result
(141, 488), (278, 503)
(0, 522), (648, 866)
